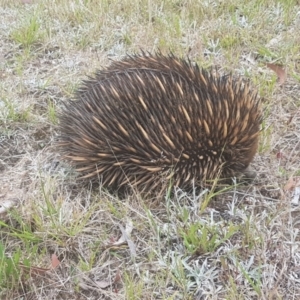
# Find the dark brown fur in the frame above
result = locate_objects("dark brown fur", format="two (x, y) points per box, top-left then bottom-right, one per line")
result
(59, 53), (262, 193)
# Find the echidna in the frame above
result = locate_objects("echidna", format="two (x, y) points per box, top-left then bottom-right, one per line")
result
(59, 52), (262, 194)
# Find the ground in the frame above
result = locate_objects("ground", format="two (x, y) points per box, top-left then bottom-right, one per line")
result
(0, 0), (300, 299)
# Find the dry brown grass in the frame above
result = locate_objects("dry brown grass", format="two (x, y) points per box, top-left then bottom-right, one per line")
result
(0, 0), (300, 299)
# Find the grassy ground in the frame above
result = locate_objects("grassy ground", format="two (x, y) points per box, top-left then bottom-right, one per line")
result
(0, 0), (300, 299)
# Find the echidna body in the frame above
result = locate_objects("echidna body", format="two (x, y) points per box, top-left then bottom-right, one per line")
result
(59, 53), (261, 193)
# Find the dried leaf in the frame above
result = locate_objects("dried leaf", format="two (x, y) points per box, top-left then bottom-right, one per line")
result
(276, 151), (284, 159)
(284, 176), (300, 191)
(51, 254), (60, 269)
(284, 177), (300, 205)
(284, 176), (296, 191)
(115, 220), (133, 245)
(96, 280), (112, 289)
(119, 221), (136, 257)
(104, 220), (136, 255)
(113, 269), (121, 284)
(19, 264), (50, 277)
(19, 254), (60, 278)
(266, 63), (287, 85)
(95, 270), (121, 289)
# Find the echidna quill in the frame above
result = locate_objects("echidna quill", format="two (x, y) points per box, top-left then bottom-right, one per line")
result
(58, 53), (262, 194)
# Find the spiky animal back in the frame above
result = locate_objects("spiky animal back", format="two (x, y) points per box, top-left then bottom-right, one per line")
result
(59, 53), (261, 193)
